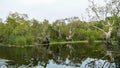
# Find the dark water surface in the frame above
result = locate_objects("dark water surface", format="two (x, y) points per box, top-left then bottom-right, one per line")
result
(0, 43), (120, 68)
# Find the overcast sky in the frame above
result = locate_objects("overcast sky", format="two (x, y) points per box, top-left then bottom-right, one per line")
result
(0, 0), (100, 22)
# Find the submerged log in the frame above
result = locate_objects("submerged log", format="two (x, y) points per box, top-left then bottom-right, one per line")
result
(66, 38), (72, 41)
(41, 37), (50, 49)
(34, 37), (49, 49)
(41, 37), (49, 44)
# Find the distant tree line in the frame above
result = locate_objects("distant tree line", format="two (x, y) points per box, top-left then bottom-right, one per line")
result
(0, 0), (120, 46)
(0, 12), (119, 46)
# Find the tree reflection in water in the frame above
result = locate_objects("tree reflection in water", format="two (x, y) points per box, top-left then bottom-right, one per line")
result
(0, 43), (119, 68)
(80, 51), (116, 68)
(80, 43), (120, 68)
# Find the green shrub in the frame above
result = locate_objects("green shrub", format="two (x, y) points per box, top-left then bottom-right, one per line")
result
(15, 36), (26, 46)
(88, 36), (95, 44)
(8, 35), (16, 45)
(25, 35), (34, 45)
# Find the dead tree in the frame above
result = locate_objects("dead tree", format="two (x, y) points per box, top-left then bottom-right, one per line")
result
(93, 21), (114, 49)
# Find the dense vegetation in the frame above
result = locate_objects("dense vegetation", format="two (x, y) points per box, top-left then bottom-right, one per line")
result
(0, 12), (119, 46)
(0, 0), (120, 46)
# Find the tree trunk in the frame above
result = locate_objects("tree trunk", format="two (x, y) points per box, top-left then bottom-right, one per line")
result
(105, 27), (112, 50)
(66, 28), (74, 41)
(93, 22), (113, 49)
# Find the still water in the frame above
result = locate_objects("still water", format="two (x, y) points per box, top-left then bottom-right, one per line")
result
(0, 43), (119, 68)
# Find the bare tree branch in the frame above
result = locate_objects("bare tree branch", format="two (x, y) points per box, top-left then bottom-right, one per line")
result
(92, 26), (107, 35)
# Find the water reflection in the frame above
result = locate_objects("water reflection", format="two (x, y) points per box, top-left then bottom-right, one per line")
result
(80, 50), (115, 68)
(0, 43), (119, 68)
(80, 58), (116, 68)
(0, 59), (9, 68)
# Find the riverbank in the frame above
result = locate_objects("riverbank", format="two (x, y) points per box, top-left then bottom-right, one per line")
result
(0, 40), (104, 47)
(50, 40), (103, 45)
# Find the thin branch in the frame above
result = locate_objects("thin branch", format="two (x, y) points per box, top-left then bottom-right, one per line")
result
(92, 26), (107, 35)
(102, 21), (114, 27)
(102, 22), (109, 26)
(111, 20), (114, 26)
(116, 7), (120, 16)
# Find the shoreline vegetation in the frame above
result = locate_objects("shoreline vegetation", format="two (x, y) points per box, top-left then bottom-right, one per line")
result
(50, 40), (104, 44)
(0, 40), (104, 47)
(0, 12), (119, 47)
(0, 0), (120, 48)
(0, 40), (117, 48)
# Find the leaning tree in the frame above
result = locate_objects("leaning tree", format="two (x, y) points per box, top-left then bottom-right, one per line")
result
(87, 0), (120, 47)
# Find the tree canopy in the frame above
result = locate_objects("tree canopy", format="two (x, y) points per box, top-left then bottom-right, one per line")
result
(0, 0), (120, 46)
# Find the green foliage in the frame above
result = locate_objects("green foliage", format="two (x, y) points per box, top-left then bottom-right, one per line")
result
(0, 12), (119, 46)
(25, 35), (34, 45)
(88, 36), (95, 44)
(14, 36), (26, 46)
(8, 35), (16, 45)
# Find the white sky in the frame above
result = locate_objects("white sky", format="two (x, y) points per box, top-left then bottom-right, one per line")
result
(0, 0), (104, 22)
